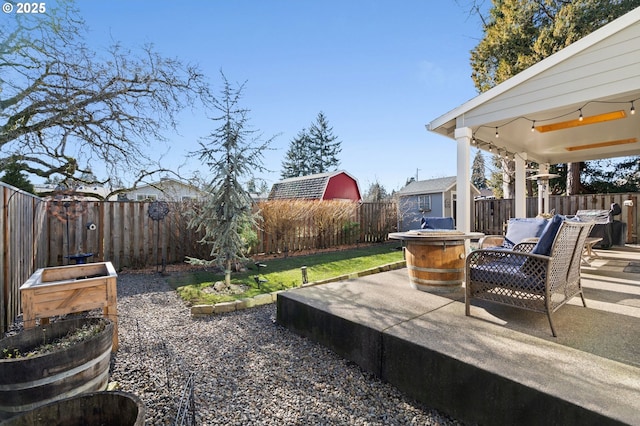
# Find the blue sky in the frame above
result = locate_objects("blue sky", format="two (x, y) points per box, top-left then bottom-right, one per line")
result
(75, 1), (487, 193)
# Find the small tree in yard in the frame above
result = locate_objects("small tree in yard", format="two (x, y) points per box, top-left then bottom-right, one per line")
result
(187, 74), (275, 285)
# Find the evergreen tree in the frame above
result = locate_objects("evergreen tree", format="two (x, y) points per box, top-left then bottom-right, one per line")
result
(1, 160), (35, 194)
(281, 129), (312, 178)
(188, 74), (275, 285)
(471, 150), (487, 189)
(308, 112), (341, 174)
(281, 112), (342, 178)
(471, 0), (639, 92)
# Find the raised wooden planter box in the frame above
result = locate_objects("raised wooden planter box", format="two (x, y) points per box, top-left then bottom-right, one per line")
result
(20, 262), (118, 350)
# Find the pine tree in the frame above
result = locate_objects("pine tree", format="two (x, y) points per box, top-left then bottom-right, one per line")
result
(308, 112), (341, 174)
(281, 112), (342, 178)
(281, 129), (312, 178)
(1, 161), (35, 194)
(471, 150), (487, 190)
(188, 74), (275, 285)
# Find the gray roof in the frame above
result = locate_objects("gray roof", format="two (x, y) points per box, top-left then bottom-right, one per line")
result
(398, 176), (457, 196)
(268, 171), (336, 200)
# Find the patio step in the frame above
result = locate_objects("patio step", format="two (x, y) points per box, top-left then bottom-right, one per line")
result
(276, 268), (640, 426)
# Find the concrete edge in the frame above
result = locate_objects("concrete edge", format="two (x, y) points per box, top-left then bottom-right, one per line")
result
(189, 260), (407, 317)
(276, 289), (633, 426)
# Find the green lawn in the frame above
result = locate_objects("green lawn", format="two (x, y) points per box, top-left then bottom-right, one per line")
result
(167, 242), (404, 305)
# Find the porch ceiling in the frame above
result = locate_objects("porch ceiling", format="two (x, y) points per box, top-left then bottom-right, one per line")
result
(468, 90), (640, 165)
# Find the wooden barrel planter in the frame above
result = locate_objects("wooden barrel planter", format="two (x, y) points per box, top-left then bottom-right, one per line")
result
(0, 391), (145, 426)
(0, 317), (114, 420)
(404, 239), (466, 292)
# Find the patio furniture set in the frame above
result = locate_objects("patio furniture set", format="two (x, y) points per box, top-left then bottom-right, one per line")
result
(393, 213), (606, 337)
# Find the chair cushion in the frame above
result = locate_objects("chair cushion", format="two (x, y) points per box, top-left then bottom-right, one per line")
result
(531, 214), (564, 256)
(421, 217), (454, 230)
(469, 256), (544, 293)
(503, 217), (548, 249)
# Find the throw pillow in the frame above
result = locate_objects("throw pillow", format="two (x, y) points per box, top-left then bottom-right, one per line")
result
(503, 217), (548, 249)
(531, 214), (564, 256)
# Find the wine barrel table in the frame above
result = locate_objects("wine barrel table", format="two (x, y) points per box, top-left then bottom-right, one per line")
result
(389, 230), (484, 293)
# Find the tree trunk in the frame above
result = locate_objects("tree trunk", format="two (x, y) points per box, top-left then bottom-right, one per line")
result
(502, 159), (515, 199)
(566, 162), (584, 195)
(225, 259), (232, 286)
(526, 178), (534, 197)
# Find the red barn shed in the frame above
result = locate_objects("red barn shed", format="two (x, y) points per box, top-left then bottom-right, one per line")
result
(268, 171), (362, 202)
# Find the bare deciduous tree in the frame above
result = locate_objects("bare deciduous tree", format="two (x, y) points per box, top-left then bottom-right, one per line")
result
(1, 0), (210, 198)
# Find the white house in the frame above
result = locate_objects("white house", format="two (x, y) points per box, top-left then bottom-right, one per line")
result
(34, 183), (114, 201)
(123, 177), (205, 202)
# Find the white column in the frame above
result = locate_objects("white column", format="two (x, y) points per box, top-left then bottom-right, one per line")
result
(514, 152), (527, 217)
(454, 127), (472, 233)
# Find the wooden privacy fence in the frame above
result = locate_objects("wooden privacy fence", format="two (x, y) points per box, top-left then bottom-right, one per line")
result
(1, 183), (48, 332)
(46, 200), (211, 270)
(475, 192), (639, 243)
(46, 200), (399, 271)
(4, 187), (639, 333)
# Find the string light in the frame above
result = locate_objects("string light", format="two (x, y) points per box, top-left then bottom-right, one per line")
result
(470, 97), (639, 145)
(468, 98), (638, 162)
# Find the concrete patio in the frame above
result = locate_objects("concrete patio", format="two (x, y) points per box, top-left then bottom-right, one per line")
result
(277, 245), (640, 425)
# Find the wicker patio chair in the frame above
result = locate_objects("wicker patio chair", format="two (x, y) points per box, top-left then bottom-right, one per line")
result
(465, 219), (594, 337)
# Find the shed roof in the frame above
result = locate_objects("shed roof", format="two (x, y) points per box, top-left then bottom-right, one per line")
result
(269, 171), (352, 200)
(398, 176), (457, 196)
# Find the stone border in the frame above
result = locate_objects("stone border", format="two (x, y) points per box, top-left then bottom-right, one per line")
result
(190, 260), (406, 317)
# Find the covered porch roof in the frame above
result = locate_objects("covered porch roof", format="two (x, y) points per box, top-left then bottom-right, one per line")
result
(428, 6), (640, 165)
(427, 6), (640, 229)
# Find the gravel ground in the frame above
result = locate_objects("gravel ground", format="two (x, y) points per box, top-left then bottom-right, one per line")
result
(108, 272), (464, 425)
